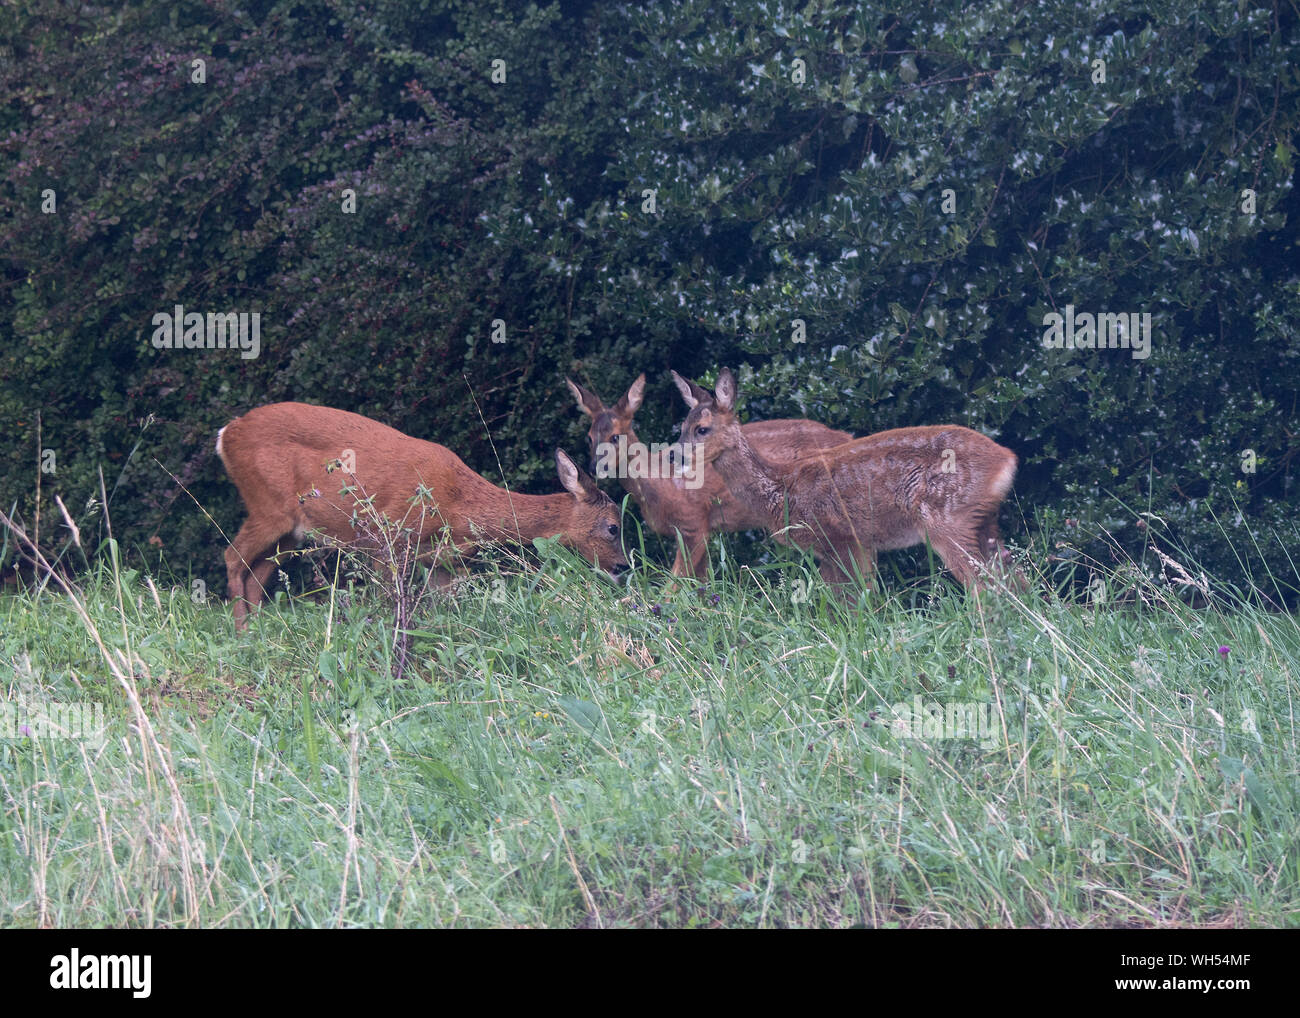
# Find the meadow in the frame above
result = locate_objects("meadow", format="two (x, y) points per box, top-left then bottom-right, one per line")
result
(2, 521), (1295, 928)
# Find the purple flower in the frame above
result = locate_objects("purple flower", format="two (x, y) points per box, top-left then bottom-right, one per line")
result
(1217, 645), (1230, 657)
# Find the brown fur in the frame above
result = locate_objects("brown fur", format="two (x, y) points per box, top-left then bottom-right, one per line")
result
(217, 402), (626, 628)
(679, 369), (1021, 592)
(566, 373), (851, 576)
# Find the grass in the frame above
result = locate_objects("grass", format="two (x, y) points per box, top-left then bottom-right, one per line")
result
(1, 530), (1298, 928)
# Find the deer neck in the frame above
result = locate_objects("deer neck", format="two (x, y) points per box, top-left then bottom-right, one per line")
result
(477, 488), (575, 544)
(613, 427), (678, 527)
(713, 433), (792, 527)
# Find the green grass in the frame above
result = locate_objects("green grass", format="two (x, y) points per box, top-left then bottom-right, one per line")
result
(1, 542), (1298, 928)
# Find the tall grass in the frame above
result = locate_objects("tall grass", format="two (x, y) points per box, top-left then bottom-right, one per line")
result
(1, 517), (1297, 927)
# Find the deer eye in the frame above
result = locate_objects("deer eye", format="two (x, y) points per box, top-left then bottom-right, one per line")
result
(607, 524), (620, 538)
(695, 425), (711, 437)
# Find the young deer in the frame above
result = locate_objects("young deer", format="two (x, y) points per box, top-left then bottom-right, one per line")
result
(677, 369), (1020, 593)
(566, 374), (851, 576)
(217, 402), (627, 629)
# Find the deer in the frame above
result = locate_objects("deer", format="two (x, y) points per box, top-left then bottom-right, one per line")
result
(565, 373), (852, 577)
(216, 402), (628, 629)
(676, 369), (1022, 595)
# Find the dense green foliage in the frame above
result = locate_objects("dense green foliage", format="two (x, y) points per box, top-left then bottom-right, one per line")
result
(1, 0), (1297, 596)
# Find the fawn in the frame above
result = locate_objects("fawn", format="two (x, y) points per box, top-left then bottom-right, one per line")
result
(566, 373), (851, 576)
(676, 369), (1021, 593)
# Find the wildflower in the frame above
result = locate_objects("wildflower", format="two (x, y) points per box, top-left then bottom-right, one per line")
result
(1217, 645), (1230, 657)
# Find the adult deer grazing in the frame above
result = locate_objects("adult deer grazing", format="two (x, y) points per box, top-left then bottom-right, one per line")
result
(217, 402), (627, 629)
(566, 374), (851, 576)
(676, 369), (1021, 594)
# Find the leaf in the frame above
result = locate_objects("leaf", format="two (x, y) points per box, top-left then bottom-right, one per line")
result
(862, 747), (903, 780)
(317, 648), (338, 683)
(558, 695), (605, 738)
(412, 756), (470, 794)
(301, 681), (319, 791)
(532, 534), (563, 557)
(1218, 755), (1269, 817)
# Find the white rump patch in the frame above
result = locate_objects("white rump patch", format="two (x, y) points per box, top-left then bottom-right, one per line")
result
(991, 457), (1017, 499)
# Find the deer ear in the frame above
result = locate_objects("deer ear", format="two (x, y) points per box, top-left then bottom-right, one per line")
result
(565, 378), (601, 417)
(671, 370), (700, 409)
(620, 373), (646, 415)
(556, 449), (597, 499)
(714, 368), (736, 412)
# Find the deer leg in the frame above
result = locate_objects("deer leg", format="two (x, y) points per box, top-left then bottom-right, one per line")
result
(224, 545), (249, 628)
(928, 528), (984, 591)
(246, 556), (281, 608)
(667, 529), (706, 578)
(685, 531), (712, 578)
(423, 541), (463, 591)
(975, 516), (1005, 562)
(431, 565), (458, 589)
(227, 544), (286, 628)
(818, 543), (875, 592)
(227, 519), (295, 629)
(932, 521), (1025, 594)
(975, 516), (1028, 591)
